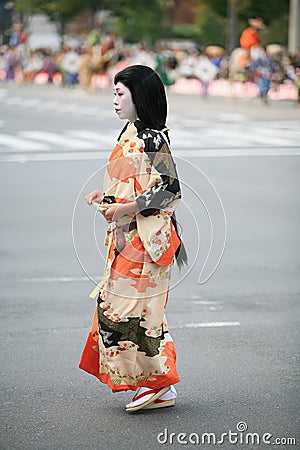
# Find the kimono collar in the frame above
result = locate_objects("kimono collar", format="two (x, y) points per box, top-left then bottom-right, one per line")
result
(133, 119), (169, 134)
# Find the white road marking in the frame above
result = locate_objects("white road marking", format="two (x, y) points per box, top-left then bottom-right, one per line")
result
(79, 107), (101, 115)
(19, 131), (100, 150)
(246, 126), (300, 146)
(0, 275), (242, 329)
(55, 103), (78, 113)
(21, 98), (41, 107)
(192, 300), (223, 305)
(5, 96), (23, 105)
(3, 94), (113, 117)
(171, 112), (248, 125)
(0, 110), (299, 160)
(218, 112), (248, 122)
(35, 101), (59, 110)
(203, 127), (287, 147)
(254, 120), (300, 128)
(65, 129), (117, 144)
(0, 151), (110, 162)
(177, 321), (240, 328)
(65, 130), (103, 140)
(171, 127), (300, 149)
(174, 148), (300, 157)
(1, 147), (299, 162)
(176, 118), (212, 128)
(0, 133), (50, 151)
(18, 276), (95, 282)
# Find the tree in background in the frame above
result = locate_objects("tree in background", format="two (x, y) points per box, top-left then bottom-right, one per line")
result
(15, 0), (167, 43)
(13, 0), (290, 47)
(208, 0), (289, 47)
(169, 0), (226, 46)
(15, 0), (106, 35)
(108, 0), (166, 44)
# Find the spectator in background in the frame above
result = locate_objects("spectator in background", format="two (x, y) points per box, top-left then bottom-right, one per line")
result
(78, 47), (93, 90)
(294, 48), (300, 70)
(59, 47), (80, 86)
(265, 45), (285, 91)
(0, 46), (6, 74)
(294, 67), (300, 104)
(98, 34), (119, 74)
(130, 44), (156, 69)
(178, 47), (199, 79)
(249, 47), (275, 104)
(205, 45), (228, 79)
(156, 46), (178, 87)
(9, 23), (25, 48)
(4, 46), (19, 81)
(227, 47), (249, 82)
(291, 48), (300, 104)
(87, 28), (101, 48)
(42, 50), (57, 83)
(285, 52), (300, 104)
(22, 50), (43, 83)
(240, 17), (266, 61)
(194, 50), (219, 96)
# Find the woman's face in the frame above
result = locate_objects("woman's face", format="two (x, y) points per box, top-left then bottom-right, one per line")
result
(113, 82), (137, 122)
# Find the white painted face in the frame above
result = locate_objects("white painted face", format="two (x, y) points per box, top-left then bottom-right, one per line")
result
(113, 82), (137, 122)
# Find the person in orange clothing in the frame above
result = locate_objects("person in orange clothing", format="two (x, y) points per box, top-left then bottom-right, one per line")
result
(79, 65), (187, 412)
(240, 17), (266, 60)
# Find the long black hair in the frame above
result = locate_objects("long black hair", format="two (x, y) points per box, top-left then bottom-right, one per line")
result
(114, 65), (167, 131)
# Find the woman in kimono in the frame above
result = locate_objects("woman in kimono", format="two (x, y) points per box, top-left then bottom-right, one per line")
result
(79, 65), (186, 412)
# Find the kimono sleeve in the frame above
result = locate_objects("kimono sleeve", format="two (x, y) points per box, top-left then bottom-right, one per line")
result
(135, 131), (181, 266)
(135, 131), (181, 216)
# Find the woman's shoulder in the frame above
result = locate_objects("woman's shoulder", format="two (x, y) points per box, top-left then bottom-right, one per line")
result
(135, 121), (169, 152)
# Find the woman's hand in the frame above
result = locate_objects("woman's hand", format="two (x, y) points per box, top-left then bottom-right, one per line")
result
(101, 202), (139, 224)
(101, 203), (124, 223)
(85, 190), (104, 206)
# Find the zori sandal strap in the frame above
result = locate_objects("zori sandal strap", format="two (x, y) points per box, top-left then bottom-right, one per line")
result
(126, 386), (170, 412)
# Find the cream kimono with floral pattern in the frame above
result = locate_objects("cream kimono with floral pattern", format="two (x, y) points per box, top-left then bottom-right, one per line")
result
(79, 120), (182, 392)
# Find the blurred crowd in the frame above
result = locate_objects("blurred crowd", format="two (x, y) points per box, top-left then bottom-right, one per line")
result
(1, 20), (300, 103)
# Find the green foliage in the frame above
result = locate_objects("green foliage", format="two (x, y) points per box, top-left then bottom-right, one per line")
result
(235, 0), (289, 46)
(15, 0), (168, 43)
(203, 0), (289, 47)
(197, 8), (226, 46)
(264, 15), (289, 46)
(16, 0), (84, 21)
(13, 0), (290, 46)
(171, 24), (203, 42)
(109, 0), (166, 44)
(206, 0), (227, 17)
(237, 0), (289, 24)
(171, 10), (225, 47)
(208, 0), (289, 25)
(15, 0), (106, 33)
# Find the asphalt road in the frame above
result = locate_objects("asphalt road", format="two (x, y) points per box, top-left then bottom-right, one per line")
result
(0, 83), (299, 450)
